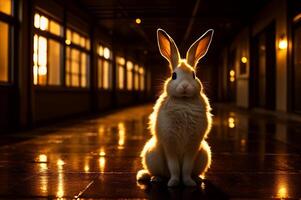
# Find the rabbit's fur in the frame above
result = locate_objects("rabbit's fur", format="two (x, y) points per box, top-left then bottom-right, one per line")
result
(137, 29), (214, 187)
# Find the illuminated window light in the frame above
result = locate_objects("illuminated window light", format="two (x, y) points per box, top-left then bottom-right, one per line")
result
(135, 18), (141, 24)
(98, 45), (104, 56)
(241, 57), (248, 64)
(40, 16), (49, 31)
(34, 13), (40, 28)
(39, 66), (47, 75)
(104, 47), (110, 59)
(278, 36), (288, 50)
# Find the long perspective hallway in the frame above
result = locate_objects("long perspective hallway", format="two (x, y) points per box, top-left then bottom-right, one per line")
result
(0, 104), (300, 199)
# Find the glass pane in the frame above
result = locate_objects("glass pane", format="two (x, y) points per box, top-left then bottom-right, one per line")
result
(126, 61), (133, 90)
(98, 59), (103, 88)
(50, 20), (62, 36)
(48, 40), (62, 85)
(34, 14), (40, 29)
(98, 45), (103, 56)
(71, 49), (79, 86)
(40, 16), (49, 31)
(118, 65), (124, 89)
(0, 0), (12, 15)
(66, 29), (72, 41)
(86, 39), (90, 50)
(38, 36), (47, 85)
(103, 60), (109, 89)
(0, 22), (9, 82)
(72, 32), (80, 45)
(80, 37), (85, 48)
(134, 65), (139, 90)
(81, 53), (87, 87)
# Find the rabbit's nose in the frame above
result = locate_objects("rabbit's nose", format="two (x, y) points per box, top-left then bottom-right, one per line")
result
(181, 83), (188, 89)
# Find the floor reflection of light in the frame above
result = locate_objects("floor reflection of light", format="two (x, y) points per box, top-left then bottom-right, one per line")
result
(99, 157), (105, 173)
(118, 122), (125, 149)
(84, 157), (90, 172)
(57, 159), (64, 199)
(57, 159), (65, 167)
(277, 186), (288, 199)
(99, 147), (106, 156)
(38, 154), (47, 162)
(228, 117), (235, 128)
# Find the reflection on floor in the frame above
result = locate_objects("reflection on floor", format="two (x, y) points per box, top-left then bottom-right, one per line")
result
(0, 104), (301, 199)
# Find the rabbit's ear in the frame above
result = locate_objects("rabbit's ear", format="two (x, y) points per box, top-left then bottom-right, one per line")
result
(157, 29), (180, 70)
(186, 29), (214, 68)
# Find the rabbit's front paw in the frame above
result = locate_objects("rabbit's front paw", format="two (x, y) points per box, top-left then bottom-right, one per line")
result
(167, 177), (180, 187)
(183, 177), (196, 187)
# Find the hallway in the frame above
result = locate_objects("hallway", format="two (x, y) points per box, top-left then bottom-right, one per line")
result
(0, 104), (300, 199)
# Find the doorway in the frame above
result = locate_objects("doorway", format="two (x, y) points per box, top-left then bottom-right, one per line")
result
(250, 22), (276, 110)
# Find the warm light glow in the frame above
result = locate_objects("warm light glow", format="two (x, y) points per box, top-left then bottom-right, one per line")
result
(34, 14), (40, 28)
(38, 154), (47, 162)
(134, 64), (139, 90)
(0, 0), (12, 15)
(98, 45), (104, 56)
(118, 122), (125, 149)
(277, 187), (288, 199)
(99, 148), (106, 157)
(127, 61), (133, 90)
(241, 57), (248, 63)
(57, 159), (65, 166)
(229, 70), (235, 76)
(139, 67), (145, 91)
(278, 38), (288, 50)
(103, 61), (110, 89)
(230, 77), (235, 82)
(99, 157), (105, 172)
(84, 165), (89, 172)
(65, 39), (71, 45)
(104, 47), (110, 59)
(135, 18), (141, 24)
(228, 117), (235, 128)
(240, 139), (246, 146)
(293, 13), (301, 23)
(40, 16), (49, 31)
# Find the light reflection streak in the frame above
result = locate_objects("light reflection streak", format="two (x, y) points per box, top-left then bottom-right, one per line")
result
(57, 159), (64, 199)
(99, 157), (105, 173)
(118, 122), (125, 149)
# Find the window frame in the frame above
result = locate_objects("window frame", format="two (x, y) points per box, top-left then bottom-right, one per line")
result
(97, 44), (113, 90)
(65, 27), (90, 88)
(33, 10), (64, 87)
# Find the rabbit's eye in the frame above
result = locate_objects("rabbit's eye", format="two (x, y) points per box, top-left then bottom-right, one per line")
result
(172, 72), (177, 80)
(192, 72), (196, 79)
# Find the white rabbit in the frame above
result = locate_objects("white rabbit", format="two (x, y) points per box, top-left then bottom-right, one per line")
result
(137, 28), (214, 187)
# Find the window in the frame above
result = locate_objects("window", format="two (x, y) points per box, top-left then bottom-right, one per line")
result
(97, 45), (112, 89)
(0, 0), (13, 83)
(116, 56), (125, 90)
(139, 66), (145, 91)
(134, 64), (139, 90)
(65, 28), (90, 88)
(126, 61), (133, 90)
(33, 13), (63, 85)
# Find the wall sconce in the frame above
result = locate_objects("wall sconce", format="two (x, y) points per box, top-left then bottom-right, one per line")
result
(278, 35), (288, 50)
(241, 57), (248, 63)
(135, 18), (141, 24)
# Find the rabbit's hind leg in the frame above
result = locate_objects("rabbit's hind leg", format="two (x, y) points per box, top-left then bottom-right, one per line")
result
(139, 138), (169, 181)
(192, 140), (212, 179)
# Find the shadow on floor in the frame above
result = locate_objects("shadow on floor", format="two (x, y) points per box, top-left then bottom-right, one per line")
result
(138, 179), (229, 200)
